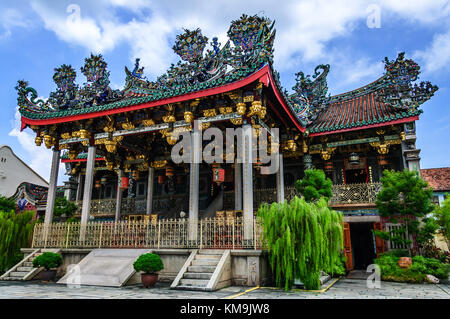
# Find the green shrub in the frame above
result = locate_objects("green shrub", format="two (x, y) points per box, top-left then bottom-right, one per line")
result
(32, 252), (63, 270)
(133, 253), (164, 274)
(375, 254), (449, 283)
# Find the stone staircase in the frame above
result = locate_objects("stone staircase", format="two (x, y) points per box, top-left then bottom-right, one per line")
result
(171, 249), (231, 291)
(0, 249), (43, 281)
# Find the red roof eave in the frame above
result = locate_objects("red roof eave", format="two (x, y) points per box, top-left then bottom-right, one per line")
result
(21, 65), (295, 129)
(309, 116), (419, 137)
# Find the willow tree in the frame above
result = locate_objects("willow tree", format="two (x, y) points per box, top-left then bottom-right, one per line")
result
(0, 210), (35, 274)
(258, 196), (343, 290)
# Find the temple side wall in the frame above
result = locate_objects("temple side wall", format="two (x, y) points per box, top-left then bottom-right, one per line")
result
(21, 248), (272, 287)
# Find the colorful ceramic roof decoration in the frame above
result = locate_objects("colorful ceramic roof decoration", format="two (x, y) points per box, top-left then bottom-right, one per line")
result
(16, 14), (438, 136)
(421, 168), (450, 192)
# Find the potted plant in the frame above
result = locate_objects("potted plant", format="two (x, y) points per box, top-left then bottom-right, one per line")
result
(133, 253), (164, 288)
(32, 252), (63, 282)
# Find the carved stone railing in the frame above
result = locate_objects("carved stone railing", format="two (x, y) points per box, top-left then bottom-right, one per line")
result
(251, 183), (382, 208)
(329, 182), (382, 205)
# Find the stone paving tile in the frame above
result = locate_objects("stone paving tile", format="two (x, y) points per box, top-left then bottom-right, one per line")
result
(0, 279), (448, 299)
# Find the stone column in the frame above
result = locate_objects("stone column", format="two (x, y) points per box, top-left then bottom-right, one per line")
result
(80, 145), (96, 240)
(76, 173), (84, 202)
(146, 167), (155, 214)
(401, 122), (421, 174)
(188, 127), (201, 243)
(242, 124), (254, 243)
(44, 149), (60, 225)
(276, 153), (285, 203)
(115, 169), (123, 221)
(234, 163), (242, 210)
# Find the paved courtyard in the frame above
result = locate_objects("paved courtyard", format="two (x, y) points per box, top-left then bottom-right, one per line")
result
(0, 278), (448, 299)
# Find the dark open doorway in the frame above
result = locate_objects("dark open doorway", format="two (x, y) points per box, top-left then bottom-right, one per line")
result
(350, 222), (376, 270)
(345, 169), (367, 184)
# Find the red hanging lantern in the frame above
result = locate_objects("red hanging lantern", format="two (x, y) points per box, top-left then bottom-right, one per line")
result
(158, 175), (166, 184)
(166, 166), (174, 178)
(132, 170), (139, 179)
(324, 161), (333, 172)
(378, 155), (389, 166)
(95, 180), (101, 188)
(120, 177), (129, 189)
(213, 167), (225, 185)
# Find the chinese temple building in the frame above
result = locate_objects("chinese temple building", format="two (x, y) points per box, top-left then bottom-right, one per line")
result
(15, 14), (438, 279)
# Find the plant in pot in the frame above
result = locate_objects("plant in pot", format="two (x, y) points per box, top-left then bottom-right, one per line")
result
(32, 252), (63, 282)
(133, 253), (164, 288)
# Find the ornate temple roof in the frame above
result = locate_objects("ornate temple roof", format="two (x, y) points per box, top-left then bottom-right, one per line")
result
(421, 167), (450, 192)
(12, 182), (48, 206)
(16, 14), (438, 136)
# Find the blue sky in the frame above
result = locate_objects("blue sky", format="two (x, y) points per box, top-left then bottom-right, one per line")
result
(1, 0), (449, 184)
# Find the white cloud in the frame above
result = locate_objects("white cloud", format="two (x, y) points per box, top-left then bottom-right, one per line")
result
(27, 0), (450, 77)
(414, 30), (450, 74)
(0, 7), (34, 39)
(9, 108), (66, 185)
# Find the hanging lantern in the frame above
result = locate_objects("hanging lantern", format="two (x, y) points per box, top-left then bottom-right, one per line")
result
(349, 152), (360, 166)
(101, 176), (108, 185)
(132, 170), (139, 180)
(213, 167), (225, 185)
(166, 166), (174, 178)
(324, 161), (334, 172)
(95, 180), (101, 188)
(158, 175), (166, 184)
(120, 177), (129, 189)
(378, 154), (389, 166)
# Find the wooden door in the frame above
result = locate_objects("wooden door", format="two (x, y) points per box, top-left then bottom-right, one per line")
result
(343, 222), (353, 271)
(373, 222), (386, 257)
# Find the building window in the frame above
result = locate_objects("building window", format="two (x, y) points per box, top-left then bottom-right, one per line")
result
(136, 182), (146, 197)
(431, 196), (440, 207)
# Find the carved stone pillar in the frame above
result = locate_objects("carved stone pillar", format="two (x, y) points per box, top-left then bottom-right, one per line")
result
(303, 154), (313, 170)
(234, 163), (242, 210)
(242, 124), (254, 243)
(115, 169), (123, 221)
(276, 153), (285, 203)
(76, 173), (84, 202)
(80, 145), (96, 240)
(146, 167), (155, 214)
(188, 127), (201, 242)
(401, 122), (421, 175)
(44, 149), (60, 225)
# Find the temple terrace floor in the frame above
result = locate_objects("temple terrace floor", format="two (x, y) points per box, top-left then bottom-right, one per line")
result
(0, 278), (449, 299)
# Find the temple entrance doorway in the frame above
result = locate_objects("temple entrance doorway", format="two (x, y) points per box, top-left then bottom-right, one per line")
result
(345, 169), (367, 184)
(349, 222), (376, 270)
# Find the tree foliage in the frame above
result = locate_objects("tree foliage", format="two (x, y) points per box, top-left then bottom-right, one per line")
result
(0, 196), (16, 212)
(54, 197), (78, 218)
(376, 170), (433, 217)
(295, 169), (333, 203)
(434, 195), (450, 248)
(258, 196), (343, 290)
(375, 170), (435, 255)
(0, 210), (35, 274)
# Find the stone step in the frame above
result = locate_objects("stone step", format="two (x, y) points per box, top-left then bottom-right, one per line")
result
(198, 249), (224, 255)
(23, 262), (33, 267)
(191, 259), (219, 266)
(195, 254), (221, 260)
(17, 267), (34, 272)
(10, 272), (29, 278)
(187, 265), (216, 273)
(183, 272), (213, 280)
(179, 278), (209, 287)
(174, 285), (209, 291)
